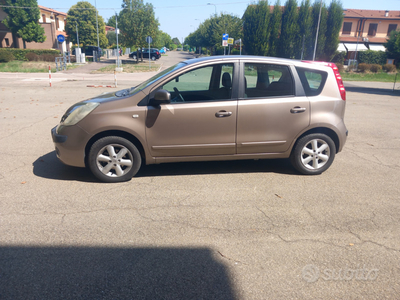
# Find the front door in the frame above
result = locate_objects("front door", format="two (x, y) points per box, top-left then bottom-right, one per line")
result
(146, 63), (238, 157)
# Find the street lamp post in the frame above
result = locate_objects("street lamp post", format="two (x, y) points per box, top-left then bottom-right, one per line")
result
(207, 3), (217, 15)
(116, 13), (120, 68)
(312, 0), (323, 61)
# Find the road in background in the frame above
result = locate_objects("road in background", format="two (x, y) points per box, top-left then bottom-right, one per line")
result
(0, 54), (399, 298)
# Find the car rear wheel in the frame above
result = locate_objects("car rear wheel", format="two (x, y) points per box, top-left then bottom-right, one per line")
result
(132, 55), (137, 60)
(151, 56), (156, 61)
(290, 133), (336, 175)
(88, 136), (141, 183)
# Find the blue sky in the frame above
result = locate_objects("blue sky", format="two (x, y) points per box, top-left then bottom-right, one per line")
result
(38, 0), (400, 41)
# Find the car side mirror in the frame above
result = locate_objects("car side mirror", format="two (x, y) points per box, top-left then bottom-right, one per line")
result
(149, 89), (171, 106)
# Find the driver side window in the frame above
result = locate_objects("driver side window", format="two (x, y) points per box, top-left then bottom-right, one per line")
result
(162, 63), (234, 103)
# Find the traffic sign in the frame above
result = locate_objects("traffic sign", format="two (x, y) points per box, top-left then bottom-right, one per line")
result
(222, 34), (229, 40)
(146, 36), (152, 43)
(227, 38), (234, 45)
(57, 34), (65, 43)
(222, 40), (228, 47)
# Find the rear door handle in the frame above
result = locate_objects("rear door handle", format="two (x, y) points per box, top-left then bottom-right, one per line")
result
(290, 107), (306, 114)
(215, 110), (232, 118)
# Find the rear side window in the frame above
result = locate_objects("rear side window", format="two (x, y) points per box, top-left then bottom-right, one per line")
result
(296, 67), (327, 97)
(244, 63), (294, 98)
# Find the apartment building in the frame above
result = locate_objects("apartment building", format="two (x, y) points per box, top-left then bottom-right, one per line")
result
(0, 5), (69, 52)
(338, 9), (400, 63)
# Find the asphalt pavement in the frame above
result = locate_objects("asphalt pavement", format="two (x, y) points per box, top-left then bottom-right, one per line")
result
(0, 51), (399, 299)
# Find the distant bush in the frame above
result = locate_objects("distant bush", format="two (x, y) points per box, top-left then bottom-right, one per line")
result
(0, 51), (14, 62)
(370, 64), (382, 73)
(40, 53), (58, 62)
(358, 63), (371, 73)
(383, 64), (396, 73)
(25, 52), (39, 61)
(336, 63), (344, 73)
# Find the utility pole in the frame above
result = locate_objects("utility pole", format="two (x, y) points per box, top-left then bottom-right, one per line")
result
(312, 0), (323, 61)
(75, 22), (79, 48)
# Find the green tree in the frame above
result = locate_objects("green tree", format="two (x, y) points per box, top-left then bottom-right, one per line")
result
(296, 0), (312, 59)
(153, 30), (172, 49)
(172, 37), (181, 45)
(188, 14), (242, 55)
(65, 1), (108, 49)
(106, 31), (125, 47)
(2, 0), (46, 48)
(324, 0), (344, 60)
(268, 1), (282, 57)
(310, 1), (327, 60)
(118, 0), (159, 60)
(243, 1), (270, 56)
(279, 0), (299, 58)
(106, 15), (116, 28)
(385, 30), (400, 65)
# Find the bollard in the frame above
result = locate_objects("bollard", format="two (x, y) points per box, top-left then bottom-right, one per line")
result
(114, 70), (117, 88)
(49, 66), (52, 87)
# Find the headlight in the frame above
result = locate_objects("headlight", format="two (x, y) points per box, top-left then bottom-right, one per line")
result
(60, 102), (99, 126)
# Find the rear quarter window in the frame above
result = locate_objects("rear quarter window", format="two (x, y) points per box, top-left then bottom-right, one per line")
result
(296, 67), (327, 97)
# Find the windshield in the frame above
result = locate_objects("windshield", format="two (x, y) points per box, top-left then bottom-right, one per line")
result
(129, 62), (186, 95)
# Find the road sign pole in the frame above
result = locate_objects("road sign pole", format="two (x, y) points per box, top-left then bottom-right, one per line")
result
(146, 36), (153, 71)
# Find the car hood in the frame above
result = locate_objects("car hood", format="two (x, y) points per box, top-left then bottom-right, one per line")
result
(83, 88), (137, 105)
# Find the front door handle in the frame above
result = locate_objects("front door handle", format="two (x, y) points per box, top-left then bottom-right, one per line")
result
(290, 107), (306, 114)
(215, 110), (232, 118)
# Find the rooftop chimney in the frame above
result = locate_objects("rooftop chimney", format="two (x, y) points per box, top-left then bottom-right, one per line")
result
(385, 10), (389, 17)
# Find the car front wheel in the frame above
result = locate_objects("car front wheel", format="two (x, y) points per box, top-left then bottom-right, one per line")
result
(88, 136), (141, 182)
(290, 133), (336, 175)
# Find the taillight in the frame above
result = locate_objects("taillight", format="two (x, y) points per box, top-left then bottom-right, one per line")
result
(302, 61), (346, 101)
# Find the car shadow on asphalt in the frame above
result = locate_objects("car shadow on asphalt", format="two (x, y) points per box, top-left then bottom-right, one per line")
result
(0, 246), (237, 299)
(33, 151), (296, 182)
(137, 158), (296, 178)
(32, 151), (96, 182)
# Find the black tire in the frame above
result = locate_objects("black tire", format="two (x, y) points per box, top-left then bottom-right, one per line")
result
(151, 56), (156, 61)
(132, 55), (137, 60)
(88, 136), (141, 183)
(290, 133), (336, 175)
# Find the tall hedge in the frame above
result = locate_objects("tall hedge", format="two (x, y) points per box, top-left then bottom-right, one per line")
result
(358, 50), (387, 65)
(0, 49), (60, 61)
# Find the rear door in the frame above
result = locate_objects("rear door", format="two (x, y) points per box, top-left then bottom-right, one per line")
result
(236, 62), (310, 154)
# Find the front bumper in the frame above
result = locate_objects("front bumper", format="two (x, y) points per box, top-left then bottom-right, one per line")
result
(51, 126), (67, 143)
(51, 125), (88, 168)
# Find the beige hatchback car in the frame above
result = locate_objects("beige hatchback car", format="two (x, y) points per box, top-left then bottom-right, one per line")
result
(51, 56), (348, 182)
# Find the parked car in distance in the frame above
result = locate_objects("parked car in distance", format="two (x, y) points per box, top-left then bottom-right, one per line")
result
(159, 48), (166, 54)
(72, 46), (102, 56)
(129, 48), (161, 60)
(51, 55), (348, 182)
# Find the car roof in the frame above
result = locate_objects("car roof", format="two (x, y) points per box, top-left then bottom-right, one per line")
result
(181, 55), (332, 71)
